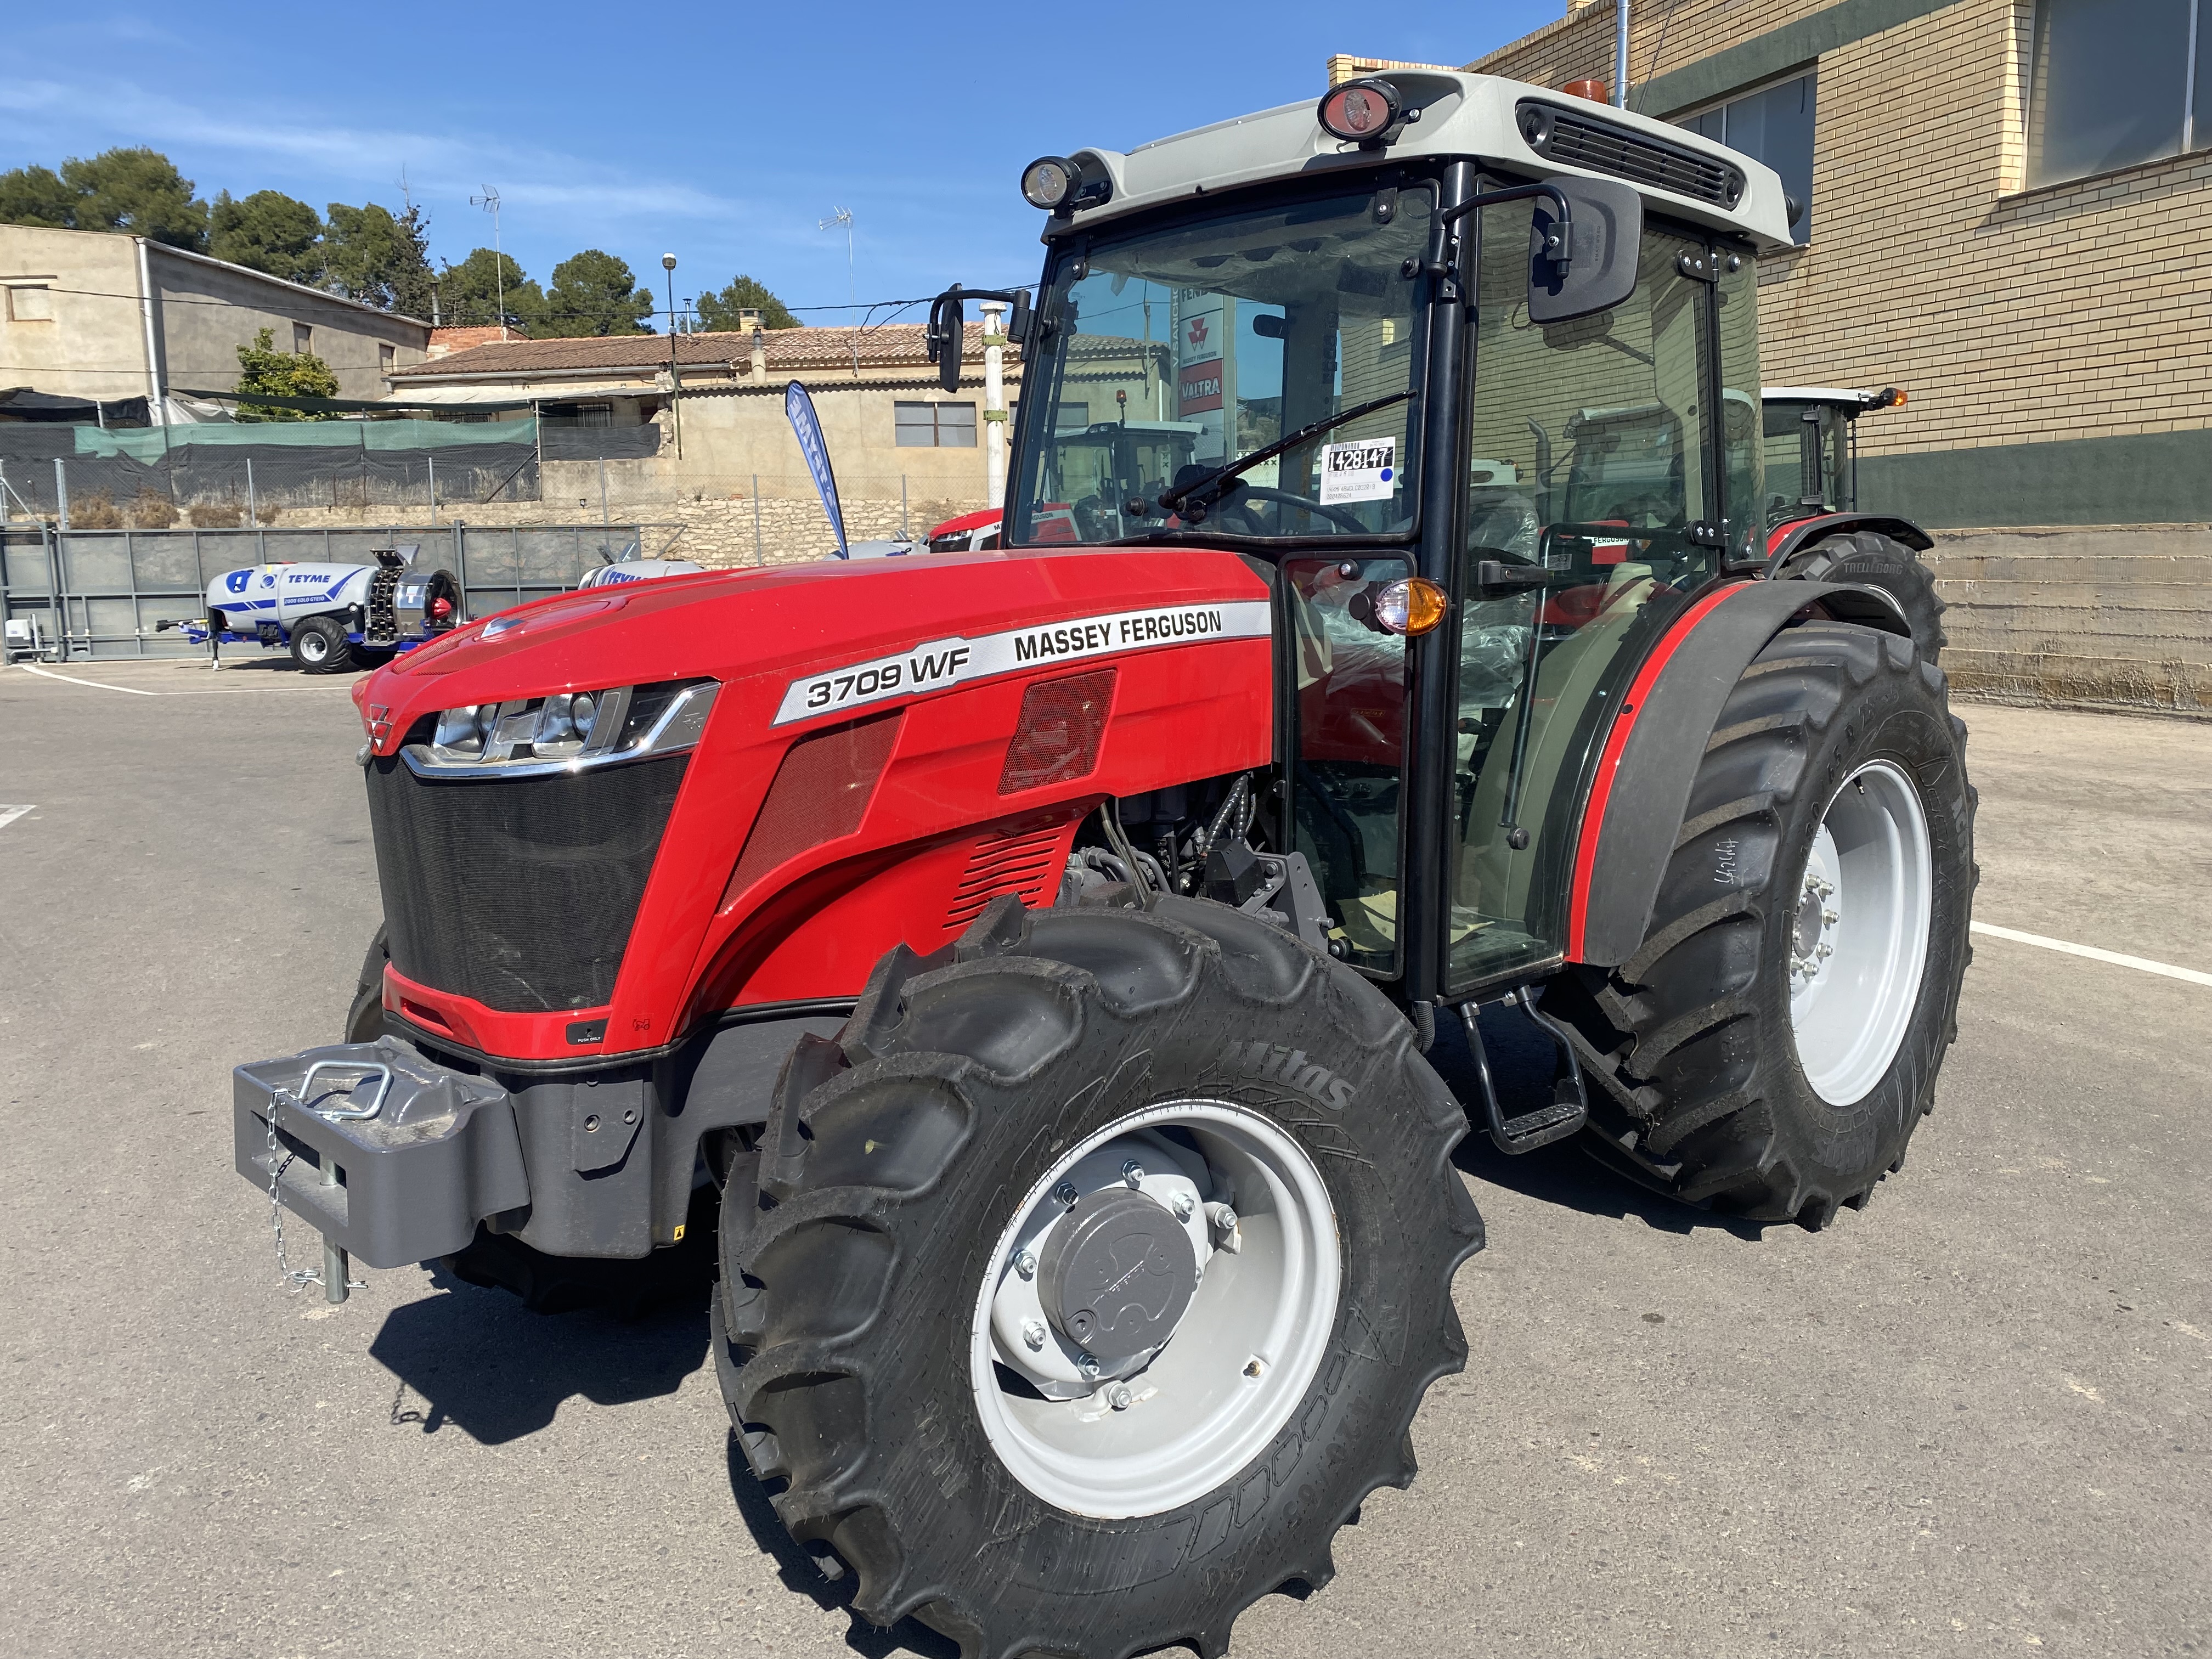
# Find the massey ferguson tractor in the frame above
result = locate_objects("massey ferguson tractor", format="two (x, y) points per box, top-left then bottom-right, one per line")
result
(233, 70), (1973, 1659)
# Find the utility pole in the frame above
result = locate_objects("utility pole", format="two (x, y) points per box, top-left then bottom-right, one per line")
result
(471, 187), (505, 336)
(662, 253), (683, 461)
(981, 300), (1008, 511)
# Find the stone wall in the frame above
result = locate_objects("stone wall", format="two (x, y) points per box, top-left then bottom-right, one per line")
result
(1927, 526), (2212, 718)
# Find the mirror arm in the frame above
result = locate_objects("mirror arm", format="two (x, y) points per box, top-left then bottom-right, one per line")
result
(1436, 182), (1574, 273)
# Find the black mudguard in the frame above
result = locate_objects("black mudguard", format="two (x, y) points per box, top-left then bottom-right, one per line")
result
(1569, 578), (1911, 968)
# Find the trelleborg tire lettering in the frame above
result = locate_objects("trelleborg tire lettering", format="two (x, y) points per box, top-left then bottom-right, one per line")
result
(1550, 620), (1975, 1226)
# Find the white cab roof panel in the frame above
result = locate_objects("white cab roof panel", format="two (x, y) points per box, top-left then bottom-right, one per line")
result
(1062, 72), (1793, 253)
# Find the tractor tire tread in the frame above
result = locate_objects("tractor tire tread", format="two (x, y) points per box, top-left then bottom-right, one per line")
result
(716, 892), (1480, 1659)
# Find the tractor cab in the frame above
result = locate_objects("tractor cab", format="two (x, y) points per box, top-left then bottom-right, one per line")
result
(956, 73), (1790, 994)
(1761, 384), (1905, 523)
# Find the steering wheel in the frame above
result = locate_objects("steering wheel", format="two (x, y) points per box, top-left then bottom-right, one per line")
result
(1215, 485), (1370, 535)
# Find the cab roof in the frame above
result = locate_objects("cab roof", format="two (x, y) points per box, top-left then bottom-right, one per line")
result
(1057, 71), (1793, 254)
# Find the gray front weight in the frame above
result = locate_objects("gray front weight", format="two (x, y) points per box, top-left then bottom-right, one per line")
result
(233, 1040), (528, 1269)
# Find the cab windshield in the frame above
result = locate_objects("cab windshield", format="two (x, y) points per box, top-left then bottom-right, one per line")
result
(1008, 182), (1434, 545)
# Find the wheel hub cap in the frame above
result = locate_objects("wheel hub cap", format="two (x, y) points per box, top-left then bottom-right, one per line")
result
(1037, 1186), (1198, 1365)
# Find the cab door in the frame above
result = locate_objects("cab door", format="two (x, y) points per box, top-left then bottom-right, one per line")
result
(1441, 211), (1764, 995)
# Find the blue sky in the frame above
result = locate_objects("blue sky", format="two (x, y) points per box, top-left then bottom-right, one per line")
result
(1, 3), (1560, 330)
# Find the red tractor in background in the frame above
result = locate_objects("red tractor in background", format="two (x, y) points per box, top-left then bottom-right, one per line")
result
(234, 70), (1972, 1659)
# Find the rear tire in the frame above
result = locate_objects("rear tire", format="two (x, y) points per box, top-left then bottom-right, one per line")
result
(1554, 622), (1975, 1227)
(716, 893), (1481, 1659)
(1774, 529), (1945, 662)
(290, 615), (354, 674)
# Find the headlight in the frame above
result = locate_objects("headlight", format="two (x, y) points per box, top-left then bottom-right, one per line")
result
(403, 678), (716, 777)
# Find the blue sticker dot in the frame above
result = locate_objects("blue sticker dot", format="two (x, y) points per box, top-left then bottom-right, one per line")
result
(1379, 467), (1394, 482)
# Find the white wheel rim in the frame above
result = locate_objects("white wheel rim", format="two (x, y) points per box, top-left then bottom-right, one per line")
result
(1787, 759), (1933, 1105)
(967, 1101), (1340, 1520)
(301, 632), (326, 661)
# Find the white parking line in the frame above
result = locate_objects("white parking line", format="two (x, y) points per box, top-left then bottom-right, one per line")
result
(1972, 921), (2212, 988)
(11, 663), (323, 696)
(19, 664), (165, 695)
(0, 805), (34, 831)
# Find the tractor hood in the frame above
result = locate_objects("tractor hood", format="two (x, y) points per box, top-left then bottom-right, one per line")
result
(353, 548), (1274, 759)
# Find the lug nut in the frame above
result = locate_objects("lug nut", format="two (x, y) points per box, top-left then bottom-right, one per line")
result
(1012, 1248), (1036, 1279)
(1121, 1159), (1146, 1188)
(1053, 1181), (1079, 1206)
(1078, 1352), (1101, 1378)
(1021, 1318), (1047, 1351)
(1822, 910), (1838, 925)
(1107, 1383), (1133, 1411)
(1171, 1190), (1195, 1221)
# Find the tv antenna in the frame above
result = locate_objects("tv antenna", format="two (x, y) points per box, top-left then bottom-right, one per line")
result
(471, 186), (506, 335)
(819, 206), (856, 308)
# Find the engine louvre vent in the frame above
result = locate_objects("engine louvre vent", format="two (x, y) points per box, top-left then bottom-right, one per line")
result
(720, 709), (901, 909)
(1515, 100), (1746, 211)
(945, 822), (1066, 932)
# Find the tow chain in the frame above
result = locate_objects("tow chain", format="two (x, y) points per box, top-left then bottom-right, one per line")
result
(265, 1091), (361, 1295)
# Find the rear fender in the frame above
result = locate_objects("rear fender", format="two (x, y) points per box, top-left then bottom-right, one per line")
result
(1566, 579), (1910, 967)
(1766, 511), (1933, 561)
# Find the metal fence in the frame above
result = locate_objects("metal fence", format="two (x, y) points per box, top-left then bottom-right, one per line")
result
(0, 522), (648, 661)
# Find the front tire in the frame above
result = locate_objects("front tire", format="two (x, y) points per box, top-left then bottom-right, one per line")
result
(1555, 622), (1975, 1227)
(716, 894), (1481, 1659)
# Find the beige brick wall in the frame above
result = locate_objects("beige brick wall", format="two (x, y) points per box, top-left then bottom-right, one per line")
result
(1455, 0), (2212, 465)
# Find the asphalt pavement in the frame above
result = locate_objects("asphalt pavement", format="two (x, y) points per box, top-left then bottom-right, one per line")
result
(1, 654), (2205, 1658)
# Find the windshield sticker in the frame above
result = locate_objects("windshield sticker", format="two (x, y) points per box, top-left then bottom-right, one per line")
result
(1317, 437), (1398, 505)
(774, 599), (1272, 726)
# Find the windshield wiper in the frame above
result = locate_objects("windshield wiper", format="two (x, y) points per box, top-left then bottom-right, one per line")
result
(1153, 388), (1417, 517)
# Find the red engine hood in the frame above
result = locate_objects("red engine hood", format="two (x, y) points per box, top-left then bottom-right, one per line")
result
(359, 546), (1273, 752)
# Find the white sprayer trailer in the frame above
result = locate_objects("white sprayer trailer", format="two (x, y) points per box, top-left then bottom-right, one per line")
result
(174, 544), (464, 673)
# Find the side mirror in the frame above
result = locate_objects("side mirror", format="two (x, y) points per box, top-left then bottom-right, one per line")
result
(1527, 177), (1641, 324)
(927, 290), (966, 393)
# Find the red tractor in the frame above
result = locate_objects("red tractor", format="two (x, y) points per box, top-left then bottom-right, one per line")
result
(235, 70), (1973, 1659)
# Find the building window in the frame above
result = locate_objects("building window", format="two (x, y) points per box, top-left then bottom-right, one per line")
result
(2028, 0), (2209, 187)
(379, 343), (396, 371)
(1054, 400), (1091, 430)
(895, 401), (978, 447)
(1680, 71), (1816, 245)
(293, 323), (313, 354)
(4, 283), (54, 322)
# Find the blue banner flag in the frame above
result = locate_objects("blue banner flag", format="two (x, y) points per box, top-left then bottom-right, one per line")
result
(783, 380), (848, 557)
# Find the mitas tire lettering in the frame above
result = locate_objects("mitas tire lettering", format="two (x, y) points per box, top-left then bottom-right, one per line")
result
(714, 894), (1482, 1659)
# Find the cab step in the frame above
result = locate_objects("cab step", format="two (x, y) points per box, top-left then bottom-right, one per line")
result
(1458, 990), (1591, 1154)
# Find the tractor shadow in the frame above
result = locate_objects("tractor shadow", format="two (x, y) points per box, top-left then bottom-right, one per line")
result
(722, 1439), (962, 1659)
(1431, 1003), (1767, 1240)
(368, 1270), (713, 1443)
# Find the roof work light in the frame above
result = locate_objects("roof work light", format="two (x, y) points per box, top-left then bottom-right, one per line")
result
(1022, 157), (1081, 211)
(1317, 78), (1412, 147)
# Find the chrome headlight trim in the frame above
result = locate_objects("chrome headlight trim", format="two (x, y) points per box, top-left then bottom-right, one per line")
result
(399, 679), (717, 780)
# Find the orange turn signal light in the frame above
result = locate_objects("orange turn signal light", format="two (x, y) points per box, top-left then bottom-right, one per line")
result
(1374, 575), (1448, 636)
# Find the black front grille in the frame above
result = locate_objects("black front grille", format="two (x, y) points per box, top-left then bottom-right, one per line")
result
(1517, 101), (1746, 210)
(365, 753), (687, 1013)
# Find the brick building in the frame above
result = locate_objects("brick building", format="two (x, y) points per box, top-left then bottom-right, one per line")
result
(1334, 0), (2212, 714)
